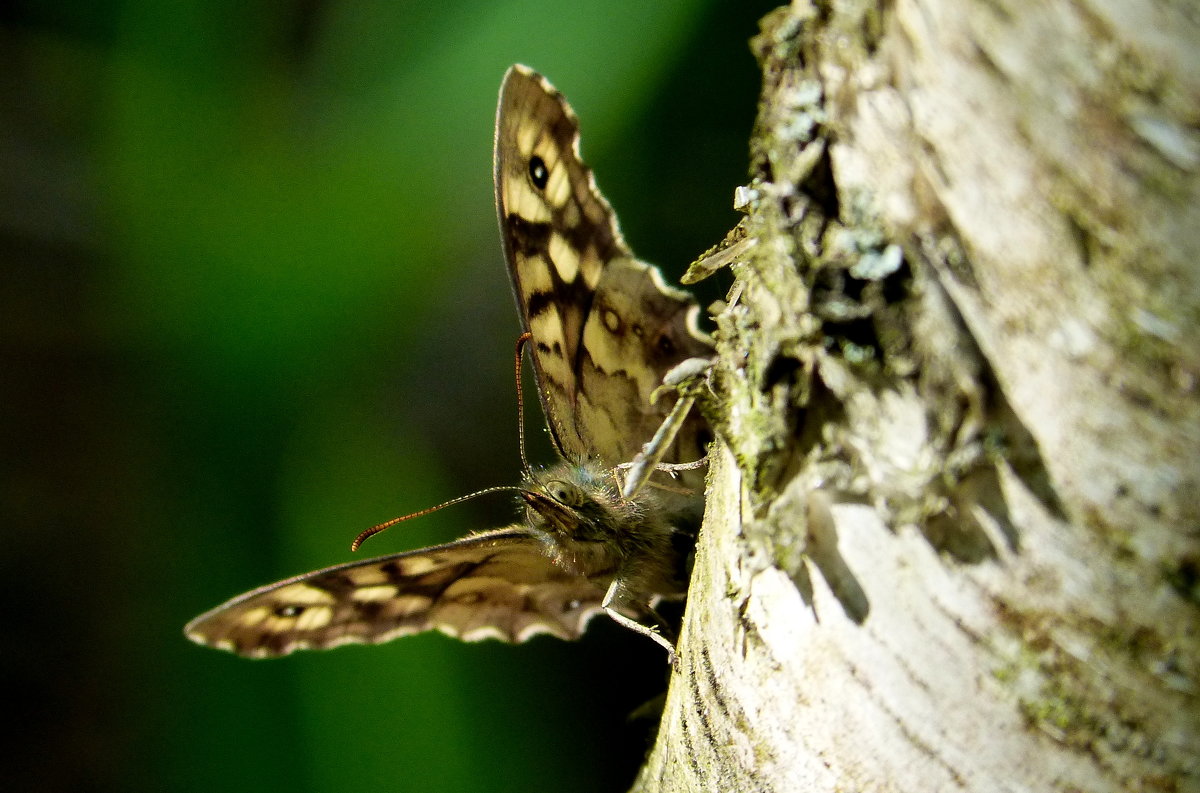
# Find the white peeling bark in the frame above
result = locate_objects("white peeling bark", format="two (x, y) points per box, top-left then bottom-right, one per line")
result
(633, 2), (1199, 791)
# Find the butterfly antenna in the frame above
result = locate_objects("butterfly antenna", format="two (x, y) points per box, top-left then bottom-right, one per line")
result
(356, 332), (541, 553)
(350, 485), (522, 551)
(514, 332), (533, 473)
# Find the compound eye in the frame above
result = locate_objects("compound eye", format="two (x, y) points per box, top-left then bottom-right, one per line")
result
(546, 479), (583, 507)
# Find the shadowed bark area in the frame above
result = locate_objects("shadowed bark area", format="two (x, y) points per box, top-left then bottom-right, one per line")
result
(632, 2), (1200, 790)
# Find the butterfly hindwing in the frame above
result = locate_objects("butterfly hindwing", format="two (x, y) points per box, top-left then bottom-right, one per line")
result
(184, 528), (607, 658)
(494, 65), (713, 467)
(577, 257), (713, 469)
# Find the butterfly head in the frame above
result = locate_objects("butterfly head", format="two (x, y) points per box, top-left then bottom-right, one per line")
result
(520, 461), (629, 544)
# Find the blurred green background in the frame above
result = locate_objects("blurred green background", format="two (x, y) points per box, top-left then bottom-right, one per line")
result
(2, 1), (774, 790)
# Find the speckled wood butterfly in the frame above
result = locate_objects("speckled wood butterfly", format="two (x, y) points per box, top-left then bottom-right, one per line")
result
(184, 65), (713, 663)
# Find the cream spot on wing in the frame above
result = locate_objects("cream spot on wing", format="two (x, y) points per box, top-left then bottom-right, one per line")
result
(530, 310), (566, 350)
(506, 180), (551, 223)
(548, 233), (579, 282)
(352, 585), (398, 602)
(517, 121), (539, 157)
(293, 605), (333, 631)
(345, 566), (389, 586)
(274, 583), (336, 605)
(240, 606), (271, 627)
(532, 134), (562, 176)
(396, 556), (440, 576)
(543, 162), (570, 208)
(522, 256), (555, 294)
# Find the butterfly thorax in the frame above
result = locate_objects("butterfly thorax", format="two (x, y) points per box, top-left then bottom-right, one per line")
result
(521, 459), (697, 600)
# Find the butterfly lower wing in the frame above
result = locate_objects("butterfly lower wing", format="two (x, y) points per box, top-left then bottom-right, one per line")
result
(184, 528), (607, 658)
(576, 258), (713, 467)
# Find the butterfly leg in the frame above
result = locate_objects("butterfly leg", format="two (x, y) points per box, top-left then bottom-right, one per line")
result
(602, 579), (679, 668)
(620, 356), (713, 499)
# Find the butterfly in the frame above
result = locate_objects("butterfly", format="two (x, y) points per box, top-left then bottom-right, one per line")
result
(184, 65), (713, 662)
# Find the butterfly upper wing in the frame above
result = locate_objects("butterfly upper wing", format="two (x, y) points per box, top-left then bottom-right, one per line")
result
(494, 65), (713, 468)
(184, 528), (608, 658)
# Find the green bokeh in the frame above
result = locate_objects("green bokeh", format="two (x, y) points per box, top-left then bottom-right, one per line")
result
(2, 1), (775, 790)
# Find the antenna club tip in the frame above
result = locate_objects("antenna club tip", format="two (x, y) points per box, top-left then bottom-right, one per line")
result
(350, 528), (376, 552)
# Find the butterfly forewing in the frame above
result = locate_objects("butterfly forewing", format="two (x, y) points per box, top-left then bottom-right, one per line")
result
(185, 528), (607, 658)
(494, 65), (712, 467)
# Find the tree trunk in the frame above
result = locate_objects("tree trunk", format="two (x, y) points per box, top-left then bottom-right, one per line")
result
(633, 2), (1200, 791)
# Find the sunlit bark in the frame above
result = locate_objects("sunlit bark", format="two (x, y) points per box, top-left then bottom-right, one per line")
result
(633, 2), (1200, 790)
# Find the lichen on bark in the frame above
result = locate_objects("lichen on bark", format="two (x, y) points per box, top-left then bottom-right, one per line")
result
(632, 2), (1200, 791)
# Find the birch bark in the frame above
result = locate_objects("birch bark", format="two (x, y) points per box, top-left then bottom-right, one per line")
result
(633, 3), (1200, 791)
